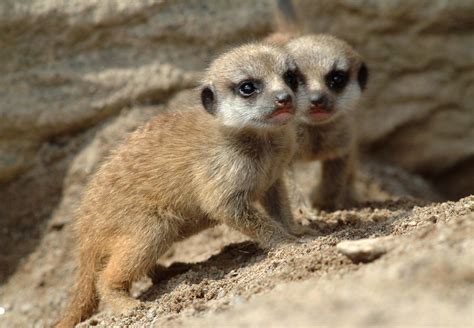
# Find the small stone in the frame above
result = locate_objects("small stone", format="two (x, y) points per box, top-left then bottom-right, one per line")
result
(182, 307), (196, 316)
(217, 289), (226, 299)
(337, 236), (394, 263)
(20, 303), (33, 313)
(146, 309), (156, 321)
(232, 295), (245, 306)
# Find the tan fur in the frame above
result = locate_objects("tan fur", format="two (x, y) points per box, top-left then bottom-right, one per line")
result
(286, 35), (362, 210)
(55, 43), (304, 328)
(267, 1), (368, 212)
(287, 34), (366, 211)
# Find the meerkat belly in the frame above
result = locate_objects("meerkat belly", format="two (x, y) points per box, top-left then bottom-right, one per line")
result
(175, 210), (217, 241)
(296, 124), (351, 162)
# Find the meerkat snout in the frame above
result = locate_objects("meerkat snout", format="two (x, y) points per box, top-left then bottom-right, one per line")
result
(309, 91), (333, 113)
(269, 91), (294, 122)
(274, 91), (292, 107)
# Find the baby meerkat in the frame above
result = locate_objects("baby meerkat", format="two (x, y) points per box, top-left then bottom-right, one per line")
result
(288, 34), (368, 211)
(56, 43), (306, 328)
(268, 0), (369, 212)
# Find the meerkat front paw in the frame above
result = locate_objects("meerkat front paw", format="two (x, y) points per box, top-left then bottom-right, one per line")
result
(289, 223), (320, 237)
(311, 187), (358, 211)
(293, 203), (318, 222)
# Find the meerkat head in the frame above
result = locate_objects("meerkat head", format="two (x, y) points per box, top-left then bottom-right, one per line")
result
(200, 43), (303, 130)
(286, 34), (368, 125)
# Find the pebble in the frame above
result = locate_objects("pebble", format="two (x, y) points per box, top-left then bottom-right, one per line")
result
(182, 308), (196, 316)
(146, 309), (156, 321)
(232, 295), (245, 306)
(217, 289), (226, 299)
(336, 236), (394, 263)
(20, 303), (33, 313)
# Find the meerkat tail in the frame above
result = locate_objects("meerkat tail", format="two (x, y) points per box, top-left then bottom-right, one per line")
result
(266, 0), (300, 46)
(274, 0), (299, 34)
(55, 252), (99, 328)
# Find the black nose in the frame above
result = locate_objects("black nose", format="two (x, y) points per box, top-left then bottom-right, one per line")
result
(310, 93), (329, 108)
(274, 92), (292, 107)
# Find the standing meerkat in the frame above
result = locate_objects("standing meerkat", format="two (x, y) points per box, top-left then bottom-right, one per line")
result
(268, 0), (369, 212)
(56, 43), (307, 328)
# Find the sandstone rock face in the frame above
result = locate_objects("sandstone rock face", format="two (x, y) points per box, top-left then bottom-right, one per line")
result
(0, 0), (273, 182)
(294, 0), (474, 198)
(0, 0), (472, 197)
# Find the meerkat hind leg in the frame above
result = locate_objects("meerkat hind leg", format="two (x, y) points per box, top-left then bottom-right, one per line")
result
(311, 154), (354, 211)
(97, 225), (175, 314)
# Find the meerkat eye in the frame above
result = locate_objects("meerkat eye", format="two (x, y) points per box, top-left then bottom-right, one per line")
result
(325, 70), (349, 92)
(283, 70), (299, 92)
(238, 81), (259, 97)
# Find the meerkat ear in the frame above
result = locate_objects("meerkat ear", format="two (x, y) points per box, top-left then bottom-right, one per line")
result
(201, 85), (217, 115)
(357, 62), (369, 91)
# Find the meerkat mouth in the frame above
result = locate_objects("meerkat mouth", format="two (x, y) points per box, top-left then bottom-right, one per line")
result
(309, 106), (333, 120)
(268, 106), (295, 123)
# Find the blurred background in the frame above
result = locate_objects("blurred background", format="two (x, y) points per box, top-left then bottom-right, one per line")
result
(0, 1), (473, 327)
(1, 0), (473, 199)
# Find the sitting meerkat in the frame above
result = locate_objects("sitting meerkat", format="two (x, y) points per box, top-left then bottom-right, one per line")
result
(288, 34), (368, 211)
(268, 0), (369, 212)
(56, 43), (308, 328)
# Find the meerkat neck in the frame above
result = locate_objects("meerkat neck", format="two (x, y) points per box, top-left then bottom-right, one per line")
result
(219, 125), (291, 143)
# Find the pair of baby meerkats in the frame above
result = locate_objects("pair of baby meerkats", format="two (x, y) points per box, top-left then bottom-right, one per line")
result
(56, 31), (368, 327)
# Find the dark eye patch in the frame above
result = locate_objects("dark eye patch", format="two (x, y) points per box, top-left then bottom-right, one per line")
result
(283, 70), (299, 92)
(325, 69), (349, 92)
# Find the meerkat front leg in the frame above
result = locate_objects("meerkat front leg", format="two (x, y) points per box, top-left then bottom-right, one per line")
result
(262, 178), (318, 236)
(311, 152), (356, 211)
(217, 193), (297, 249)
(284, 166), (320, 224)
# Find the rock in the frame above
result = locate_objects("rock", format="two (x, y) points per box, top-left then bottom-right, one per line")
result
(337, 236), (395, 263)
(231, 295), (246, 306)
(0, 0), (274, 182)
(1, 0), (473, 198)
(0, 140), (39, 183)
(217, 289), (226, 299)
